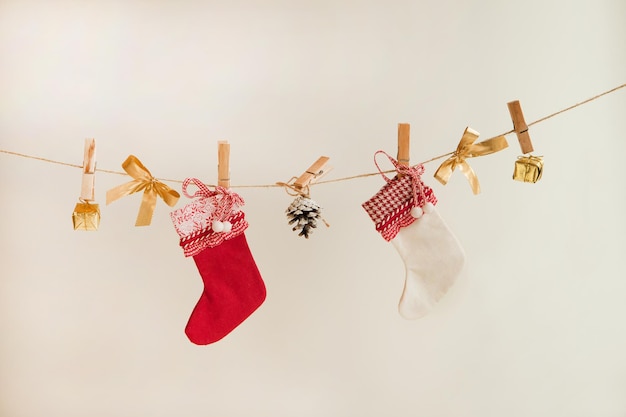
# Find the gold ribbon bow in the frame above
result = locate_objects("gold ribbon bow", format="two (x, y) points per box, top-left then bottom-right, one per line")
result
(434, 127), (508, 194)
(106, 155), (180, 226)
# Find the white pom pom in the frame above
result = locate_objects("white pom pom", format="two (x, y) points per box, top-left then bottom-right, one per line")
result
(222, 221), (232, 233)
(423, 202), (435, 213)
(410, 206), (423, 219)
(211, 220), (224, 233)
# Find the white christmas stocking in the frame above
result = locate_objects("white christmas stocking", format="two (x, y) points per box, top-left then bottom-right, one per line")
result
(391, 203), (464, 318)
(362, 151), (465, 319)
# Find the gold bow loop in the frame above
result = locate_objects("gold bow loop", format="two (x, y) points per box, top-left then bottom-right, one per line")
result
(434, 127), (508, 194)
(106, 155), (180, 226)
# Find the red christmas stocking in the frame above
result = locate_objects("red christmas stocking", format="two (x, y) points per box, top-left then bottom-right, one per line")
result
(171, 178), (266, 345)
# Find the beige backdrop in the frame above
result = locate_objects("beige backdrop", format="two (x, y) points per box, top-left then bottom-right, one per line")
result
(1, 1), (626, 416)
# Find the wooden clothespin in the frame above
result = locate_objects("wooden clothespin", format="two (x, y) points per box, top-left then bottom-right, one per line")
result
(80, 138), (96, 201)
(397, 123), (410, 177)
(73, 138), (100, 231)
(218, 141), (230, 188)
(294, 156), (331, 190)
(507, 100), (534, 154)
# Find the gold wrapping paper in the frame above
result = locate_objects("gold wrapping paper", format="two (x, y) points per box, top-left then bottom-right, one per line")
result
(513, 155), (544, 183)
(72, 202), (100, 231)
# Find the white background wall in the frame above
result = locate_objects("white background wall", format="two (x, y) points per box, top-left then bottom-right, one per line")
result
(1, 1), (625, 416)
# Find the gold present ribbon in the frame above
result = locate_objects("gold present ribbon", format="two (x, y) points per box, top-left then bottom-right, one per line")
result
(106, 155), (180, 226)
(434, 127), (508, 194)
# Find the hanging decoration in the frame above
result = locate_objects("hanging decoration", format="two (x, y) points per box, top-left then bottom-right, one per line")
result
(433, 127), (508, 194)
(285, 196), (324, 239)
(169, 142), (266, 345)
(513, 155), (544, 183)
(362, 125), (465, 319)
(72, 201), (100, 231)
(279, 156), (331, 239)
(106, 155), (180, 226)
(507, 100), (545, 183)
(72, 138), (100, 231)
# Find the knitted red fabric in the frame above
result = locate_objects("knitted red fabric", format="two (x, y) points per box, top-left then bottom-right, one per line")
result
(185, 233), (266, 345)
(171, 178), (266, 345)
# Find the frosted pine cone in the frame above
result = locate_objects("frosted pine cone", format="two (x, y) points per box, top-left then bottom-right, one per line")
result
(286, 196), (322, 238)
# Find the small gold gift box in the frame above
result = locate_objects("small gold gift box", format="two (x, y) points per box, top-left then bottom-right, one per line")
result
(72, 201), (101, 231)
(513, 155), (543, 183)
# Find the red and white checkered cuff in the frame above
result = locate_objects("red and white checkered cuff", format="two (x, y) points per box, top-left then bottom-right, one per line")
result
(362, 174), (437, 242)
(178, 211), (248, 257)
(376, 192), (436, 241)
